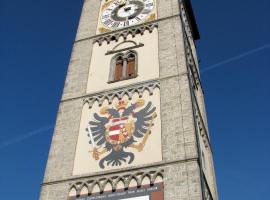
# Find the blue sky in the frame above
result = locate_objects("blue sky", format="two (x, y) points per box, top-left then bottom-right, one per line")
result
(1, 0), (270, 199)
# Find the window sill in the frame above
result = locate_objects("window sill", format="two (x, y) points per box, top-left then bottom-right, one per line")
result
(107, 75), (138, 84)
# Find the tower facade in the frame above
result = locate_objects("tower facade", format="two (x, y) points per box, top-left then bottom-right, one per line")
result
(40, 0), (218, 200)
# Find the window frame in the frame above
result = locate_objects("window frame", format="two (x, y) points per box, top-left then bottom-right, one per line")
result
(108, 50), (138, 83)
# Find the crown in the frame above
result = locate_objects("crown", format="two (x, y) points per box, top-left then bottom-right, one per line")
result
(116, 100), (128, 110)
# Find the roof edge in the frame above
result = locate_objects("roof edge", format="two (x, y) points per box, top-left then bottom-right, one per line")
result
(183, 0), (200, 40)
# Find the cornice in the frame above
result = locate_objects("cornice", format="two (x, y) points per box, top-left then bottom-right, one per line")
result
(42, 157), (198, 187)
(83, 79), (160, 108)
(93, 22), (158, 46)
(68, 169), (164, 196)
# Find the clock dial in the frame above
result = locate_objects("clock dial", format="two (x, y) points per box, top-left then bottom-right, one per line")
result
(101, 0), (155, 30)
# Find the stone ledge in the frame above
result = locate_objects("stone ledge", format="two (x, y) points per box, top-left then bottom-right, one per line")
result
(83, 79), (160, 108)
(42, 157), (198, 186)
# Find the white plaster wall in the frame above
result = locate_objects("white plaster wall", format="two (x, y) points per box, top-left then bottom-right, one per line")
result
(87, 29), (159, 94)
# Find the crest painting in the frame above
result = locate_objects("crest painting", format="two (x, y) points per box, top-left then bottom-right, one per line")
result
(73, 89), (162, 175)
(87, 99), (157, 169)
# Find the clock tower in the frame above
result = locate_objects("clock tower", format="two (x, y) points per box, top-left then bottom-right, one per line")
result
(40, 0), (218, 200)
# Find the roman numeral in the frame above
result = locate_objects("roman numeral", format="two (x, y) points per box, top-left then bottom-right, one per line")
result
(135, 17), (141, 22)
(104, 19), (113, 26)
(112, 22), (120, 28)
(102, 15), (110, 19)
(124, 20), (129, 27)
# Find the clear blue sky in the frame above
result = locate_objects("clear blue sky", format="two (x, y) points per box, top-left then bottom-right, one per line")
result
(1, 0), (269, 199)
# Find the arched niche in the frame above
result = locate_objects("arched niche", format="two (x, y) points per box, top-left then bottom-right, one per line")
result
(68, 187), (77, 197)
(141, 175), (151, 186)
(129, 177), (138, 188)
(91, 183), (101, 194)
(80, 185), (88, 196)
(154, 174), (163, 184)
(116, 179), (125, 190)
(103, 181), (113, 192)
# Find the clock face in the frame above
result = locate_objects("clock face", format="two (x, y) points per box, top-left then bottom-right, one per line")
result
(101, 0), (155, 30)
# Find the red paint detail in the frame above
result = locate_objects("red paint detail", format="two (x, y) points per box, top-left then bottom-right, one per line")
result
(109, 135), (119, 140)
(111, 116), (128, 122)
(109, 125), (122, 131)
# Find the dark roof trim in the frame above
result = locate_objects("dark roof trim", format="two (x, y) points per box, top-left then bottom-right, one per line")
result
(182, 0), (200, 40)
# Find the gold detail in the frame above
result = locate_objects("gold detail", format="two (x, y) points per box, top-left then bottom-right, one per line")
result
(102, 0), (114, 11)
(145, 13), (156, 22)
(99, 27), (111, 33)
(124, 121), (135, 136)
(118, 132), (126, 143)
(115, 100), (128, 110)
(135, 99), (145, 108)
(118, 0), (126, 6)
(100, 107), (109, 115)
(90, 147), (108, 161)
(128, 112), (157, 152)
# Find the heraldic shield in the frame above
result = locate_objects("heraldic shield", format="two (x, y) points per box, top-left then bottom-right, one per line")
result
(86, 99), (157, 169)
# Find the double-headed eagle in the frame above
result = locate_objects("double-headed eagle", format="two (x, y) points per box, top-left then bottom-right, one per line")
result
(86, 99), (157, 169)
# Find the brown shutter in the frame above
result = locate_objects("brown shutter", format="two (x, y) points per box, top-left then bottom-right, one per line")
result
(127, 58), (135, 77)
(114, 61), (123, 81)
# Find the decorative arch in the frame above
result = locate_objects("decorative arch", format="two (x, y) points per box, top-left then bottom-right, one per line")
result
(90, 181), (101, 194)
(129, 178), (138, 188)
(93, 22), (158, 46)
(127, 175), (139, 188)
(102, 180), (113, 192)
(68, 186), (77, 197)
(68, 169), (164, 198)
(153, 172), (164, 184)
(83, 80), (160, 108)
(112, 40), (137, 52)
(79, 184), (89, 196)
(141, 174), (151, 186)
(115, 177), (126, 190)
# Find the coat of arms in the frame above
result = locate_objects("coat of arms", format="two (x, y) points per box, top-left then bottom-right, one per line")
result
(86, 99), (157, 169)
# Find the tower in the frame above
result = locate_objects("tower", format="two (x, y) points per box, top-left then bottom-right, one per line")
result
(40, 0), (218, 199)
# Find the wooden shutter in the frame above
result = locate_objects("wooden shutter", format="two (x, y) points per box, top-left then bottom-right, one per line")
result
(114, 61), (123, 81)
(127, 58), (135, 77)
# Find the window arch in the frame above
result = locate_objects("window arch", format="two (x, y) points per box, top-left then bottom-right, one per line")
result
(114, 55), (124, 81)
(126, 52), (136, 78)
(109, 51), (138, 83)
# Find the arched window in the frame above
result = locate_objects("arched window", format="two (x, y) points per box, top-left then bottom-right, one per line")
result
(114, 55), (124, 81)
(126, 52), (136, 78)
(109, 51), (137, 83)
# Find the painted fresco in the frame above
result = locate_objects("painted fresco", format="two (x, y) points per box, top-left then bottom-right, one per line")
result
(87, 99), (157, 169)
(73, 89), (162, 175)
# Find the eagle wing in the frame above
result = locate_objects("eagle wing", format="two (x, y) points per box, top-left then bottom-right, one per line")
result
(133, 102), (156, 138)
(107, 108), (120, 118)
(88, 113), (109, 146)
(122, 104), (136, 116)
